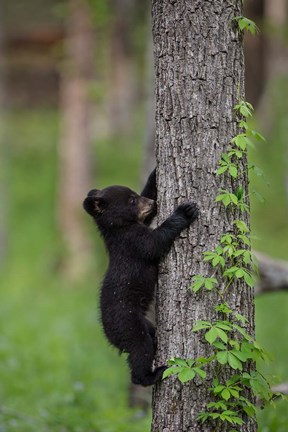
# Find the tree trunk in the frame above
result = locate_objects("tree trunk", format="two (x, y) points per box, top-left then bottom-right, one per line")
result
(141, 11), (156, 183)
(57, 0), (94, 278)
(0, 5), (8, 265)
(108, 0), (135, 136)
(244, 0), (265, 107)
(257, 0), (288, 133)
(151, 1), (255, 431)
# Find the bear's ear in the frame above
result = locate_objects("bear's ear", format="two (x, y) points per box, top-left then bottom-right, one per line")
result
(87, 189), (100, 198)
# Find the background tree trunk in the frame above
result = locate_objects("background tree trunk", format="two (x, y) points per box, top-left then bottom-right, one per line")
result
(57, 0), (94, 278)
(151, 1), (255, 431)
(257, 0), (288, 132)
(244, 0), (265, 107)
(108, 0), (135, 136)
(0, 4), (8, 265)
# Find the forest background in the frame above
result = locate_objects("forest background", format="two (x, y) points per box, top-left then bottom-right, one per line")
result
(0, 0), (288, 431)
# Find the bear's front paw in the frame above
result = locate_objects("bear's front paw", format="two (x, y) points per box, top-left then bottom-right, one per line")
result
(176, 202), (199, 222)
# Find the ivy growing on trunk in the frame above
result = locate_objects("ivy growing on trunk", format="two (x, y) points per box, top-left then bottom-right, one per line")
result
(151, 2), (285, 431)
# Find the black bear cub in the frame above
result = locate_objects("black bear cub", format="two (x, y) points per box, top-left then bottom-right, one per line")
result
(83, 169), (198, 386)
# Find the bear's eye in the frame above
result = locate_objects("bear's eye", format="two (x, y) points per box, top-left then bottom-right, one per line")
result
(129, 196), (137, 205)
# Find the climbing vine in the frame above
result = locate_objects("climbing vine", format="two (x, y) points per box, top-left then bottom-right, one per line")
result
(162, 16), (286, 429)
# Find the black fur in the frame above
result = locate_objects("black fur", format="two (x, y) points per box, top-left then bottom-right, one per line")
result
(83, 169), (199, 386)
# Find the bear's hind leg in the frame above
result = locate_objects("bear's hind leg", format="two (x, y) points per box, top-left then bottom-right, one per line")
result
(127, 335), (166, 387)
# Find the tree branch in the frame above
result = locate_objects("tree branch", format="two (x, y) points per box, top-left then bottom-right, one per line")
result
(271, 382), (288, 395)
(255, 252), (288, 294)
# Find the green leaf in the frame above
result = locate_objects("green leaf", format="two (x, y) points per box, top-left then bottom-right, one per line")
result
(227, 352), (243, 370)
(215, 303), (232, 314)
(205, 327), (219, 344)
(243, 270), (255, 287)
(229, 165), (238, 178)
(234, 100), (254, 117)
(191, 275), (205, 293)
(222, 153), (231, 163)
(213, 384), (225, 394)
(212, 256), (221, 267)
(178, 368), (196, 383)
(216, 328), (228, 343)
(243, 405), (256, 417)
(217, 351), (228, 365)
(230, 194), (238, 205)
(221, 234), (235, 245)
(235, 186), (244, 200)
(194, 367), (207, 379)
(229, 339), (240, 350)
(236, 16), (259, 35)
(217, 194), (233, 207)
(203, 251), (216, 261)
(223, 195), (231, 207)
(250, 129), (266, 142)
(235, 313), (247, 324)
(216, 321), (233, 331)
(233, 324), (251, 341)
(231, 134), (248, 150)
(212, 341), (227, 350)
(195, 356), (214, 364)
(215, 193), (228, 203)
(221, 388), (231, 401)
(197, 412), (210, 423)
(216, 245), (224, 254)
(223, 266), (240, 278)
(162, 367), (180, 379)
(204, 278), (218, 290)
(192, 321), (211, 332)
(238, 234), (250, 246)
(243, 251), (252, 265)
(207, 401), (227, 410)
(219, 409), (244, 424)
(227, 375), (241, 385)
(250, 371), (272, 401)
(238, 119), (248, 130)
(235, 268), (244, 278)
(174, 358), (188, 367)
(216, 165), (228, 175)
(231, 349), (249, 362)
(230, 389), (240, 398)
(211, 413), (221, 419)
(233, 220), (249, 233)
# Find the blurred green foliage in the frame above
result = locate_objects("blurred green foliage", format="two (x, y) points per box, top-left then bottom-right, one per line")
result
(0, 93), (287, 431)
(0, 110), (149, 432)
(250, 78), (288, 432)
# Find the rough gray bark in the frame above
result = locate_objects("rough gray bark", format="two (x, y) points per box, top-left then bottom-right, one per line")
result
(151, 1), (255, 432)
(57, 0), (94, 277)
(142, 12), (156, 182)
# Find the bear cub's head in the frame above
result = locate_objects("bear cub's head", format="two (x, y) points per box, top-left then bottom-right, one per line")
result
(83, 186), (155, 227)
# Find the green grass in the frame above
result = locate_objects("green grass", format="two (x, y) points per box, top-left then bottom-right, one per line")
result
(250, 78), (288, 431)
(0, 109), (150, 431)
(0, 96), (288, 431)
